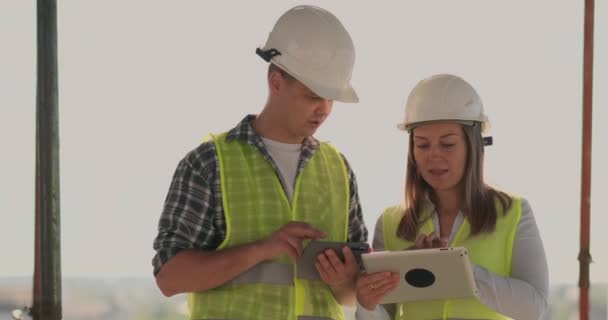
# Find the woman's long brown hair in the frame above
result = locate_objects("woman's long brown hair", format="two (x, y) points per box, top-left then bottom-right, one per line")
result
(397, 124), (512, 241)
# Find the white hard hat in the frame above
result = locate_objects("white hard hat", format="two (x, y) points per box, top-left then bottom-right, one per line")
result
(398, 74), (490, 133)
(257, 5), (358, 103)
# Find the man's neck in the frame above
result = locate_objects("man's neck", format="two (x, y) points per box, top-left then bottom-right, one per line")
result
(253, 109), (305, 144)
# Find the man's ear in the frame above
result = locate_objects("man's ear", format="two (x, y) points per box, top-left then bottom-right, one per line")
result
(268, 70), (283, 96)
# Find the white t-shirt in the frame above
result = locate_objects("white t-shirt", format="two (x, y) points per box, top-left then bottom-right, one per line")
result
(260, 137), (302, 202)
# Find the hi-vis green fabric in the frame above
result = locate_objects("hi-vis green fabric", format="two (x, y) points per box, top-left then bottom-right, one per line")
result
(381, 198), (522, 320)
(188, 132), (350, 320)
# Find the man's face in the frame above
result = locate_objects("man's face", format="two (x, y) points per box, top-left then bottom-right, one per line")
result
(277, 76), (334, 142)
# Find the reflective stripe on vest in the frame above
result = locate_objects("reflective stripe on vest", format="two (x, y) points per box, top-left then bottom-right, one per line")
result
(221, 261), (329, 286)
(225, 262), (294, 286)
(382, 198), (522, 320)
(188, 132), (349, 320)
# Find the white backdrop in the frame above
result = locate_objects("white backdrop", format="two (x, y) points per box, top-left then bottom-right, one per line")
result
(1, 1), (607, 288)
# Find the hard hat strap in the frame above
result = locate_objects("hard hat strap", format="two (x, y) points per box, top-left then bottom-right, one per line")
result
(483, 136), (493, 146)
(256, 48), (282, 62)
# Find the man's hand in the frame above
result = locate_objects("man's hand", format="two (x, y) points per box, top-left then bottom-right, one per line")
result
(258, 221), (326, 263)
(315, 246), (359, 305)
(315, 246), (359, 287)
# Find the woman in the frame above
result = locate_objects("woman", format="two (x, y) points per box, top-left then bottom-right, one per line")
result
(355, 74), (549, 320)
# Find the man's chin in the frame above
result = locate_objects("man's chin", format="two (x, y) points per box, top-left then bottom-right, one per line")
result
(304, 129), (318, 138)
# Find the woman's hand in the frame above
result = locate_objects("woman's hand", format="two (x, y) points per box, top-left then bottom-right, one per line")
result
(355, 271), (400, 310)
(407, 232), (448, 250)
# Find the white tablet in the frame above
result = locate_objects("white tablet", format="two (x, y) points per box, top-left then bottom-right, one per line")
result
(361, 247), (478, 304)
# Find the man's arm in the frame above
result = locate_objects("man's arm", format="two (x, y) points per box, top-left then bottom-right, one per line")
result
(343, 155), (368, 244)
(156, 221), (326, 296)
(152, 144), (225, 295)
(152, 143), (222, 275)
(153, 143), (328, 297)
(156, 242), (265, 296)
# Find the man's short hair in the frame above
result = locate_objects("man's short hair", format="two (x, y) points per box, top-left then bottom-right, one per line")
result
(268, 63), (295, 82)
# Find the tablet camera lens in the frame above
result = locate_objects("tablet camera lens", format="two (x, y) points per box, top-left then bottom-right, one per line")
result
(405, 268), (435, 288)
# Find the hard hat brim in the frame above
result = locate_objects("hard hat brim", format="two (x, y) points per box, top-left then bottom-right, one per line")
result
(271, 59), (359, 103)
(397, 119), (485, 132)
(309, 83), (359, 103)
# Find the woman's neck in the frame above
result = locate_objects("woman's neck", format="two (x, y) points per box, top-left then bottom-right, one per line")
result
(435, 187), (462, 218)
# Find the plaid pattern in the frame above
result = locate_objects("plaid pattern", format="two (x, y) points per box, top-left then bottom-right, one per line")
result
(152, 115), (368, 275)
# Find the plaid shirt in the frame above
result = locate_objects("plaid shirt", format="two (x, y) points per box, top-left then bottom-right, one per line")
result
(152, 115), (368, 275)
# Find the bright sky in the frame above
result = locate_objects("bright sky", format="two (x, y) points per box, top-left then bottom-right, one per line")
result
(1, 1), (607, 287)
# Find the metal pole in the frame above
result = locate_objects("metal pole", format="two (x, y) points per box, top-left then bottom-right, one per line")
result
(32, 0), (62, 319)
(578, 0), (594, 319)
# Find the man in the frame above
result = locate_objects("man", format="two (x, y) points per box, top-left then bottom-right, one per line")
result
(152, 5), (367, 320)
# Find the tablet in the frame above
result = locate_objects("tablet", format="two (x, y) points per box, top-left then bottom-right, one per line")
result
(361, 247), (478, 304)
(297, 240), (369, 280)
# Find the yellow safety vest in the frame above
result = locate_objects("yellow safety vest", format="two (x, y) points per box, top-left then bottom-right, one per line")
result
(188, 133), (350, 320)
(381, 198), (522, 320)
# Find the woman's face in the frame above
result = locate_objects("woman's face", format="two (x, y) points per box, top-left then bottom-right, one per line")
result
(412, 122), (468, 192)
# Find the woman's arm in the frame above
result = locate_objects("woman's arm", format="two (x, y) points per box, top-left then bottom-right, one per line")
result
(473, 198), (549, 319)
